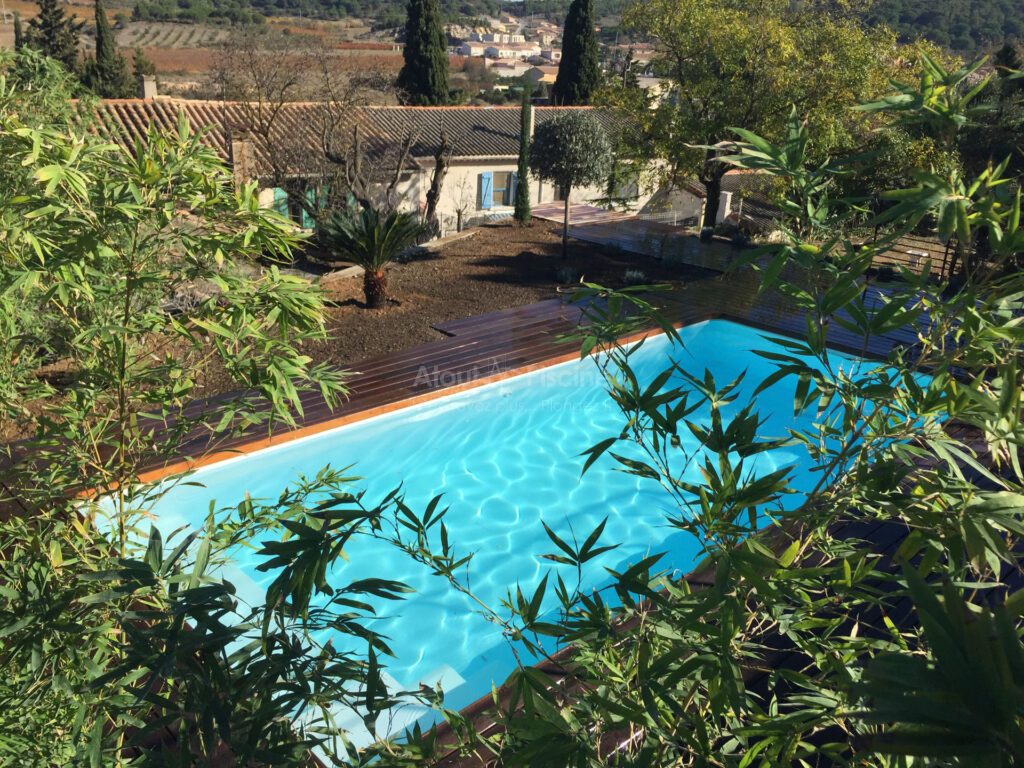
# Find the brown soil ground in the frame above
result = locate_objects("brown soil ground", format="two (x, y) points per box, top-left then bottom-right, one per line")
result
(318, 222), (708, 357)
(194, 220), (714, 396)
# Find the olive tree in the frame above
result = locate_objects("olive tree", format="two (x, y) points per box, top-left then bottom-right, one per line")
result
(619, 0), (897, 229)
(529, 111), (612, 257)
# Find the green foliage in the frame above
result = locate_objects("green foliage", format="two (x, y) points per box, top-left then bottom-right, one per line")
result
(856, 53), (995, 147)
(0, 471), (428, 764)
(962, 51), (1024, 180)
(131, 0), (264, 24)
(24, 0), (84, 73)
(0, 72), (435, 765)
(994, 42), (1024, 96)
(131, 0), (498, 22)
(132, 46), (156, 79)
(0, 48), (87, 125)
(830, 50), (1023, 220)
(1, 131), (345, 456)
(396, 0), (450, 106)
(514, 88), (532, 225)
(622, 0), (898, 229)
(867, 0), (1024, 53)
(320, 207), (426, 307)
(551, 0), (601, 106)
(855, 568), (1024, 762)
(853, 51), (1024, 273)
(836, 123), (960, 209)
(530, 111), (612, 193)
(718, 107), (859, 237)
(530, 110), (612, 254)
(82, 0), (135, 98)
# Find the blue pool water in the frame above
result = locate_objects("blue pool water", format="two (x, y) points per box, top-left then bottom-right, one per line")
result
(145, 320), (876, 738)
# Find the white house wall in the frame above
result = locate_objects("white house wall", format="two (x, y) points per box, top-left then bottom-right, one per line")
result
(257, 187), (277, 209)
(429, 159), (654, 236)
(257, 159), (655, 237)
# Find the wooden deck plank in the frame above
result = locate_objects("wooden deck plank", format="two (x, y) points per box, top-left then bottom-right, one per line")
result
(433, 296), (584, 337)
(531, 203), (632, 225)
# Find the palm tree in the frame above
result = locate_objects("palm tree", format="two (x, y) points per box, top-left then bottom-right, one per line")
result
(320, 208), (426, 309)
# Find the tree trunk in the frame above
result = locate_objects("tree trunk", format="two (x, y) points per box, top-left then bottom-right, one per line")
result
(363, 269), (388, 309)
(424, 128), (451, 238)
(699, 147), (726, 230)
(701, 171), (724, 230)
(562, 189), (571, 258)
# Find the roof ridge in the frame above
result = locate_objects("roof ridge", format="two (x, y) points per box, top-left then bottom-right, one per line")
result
(92, 98), (597, 112)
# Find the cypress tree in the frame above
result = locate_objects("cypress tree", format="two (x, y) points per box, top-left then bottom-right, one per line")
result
(514, 85), (532, 224)
(85, 0), (133, 97)
(552, 0), (601, 106)
(396, 0), (449, 106)
(26, 0), (83, 73)
(13, 13), (24, 51)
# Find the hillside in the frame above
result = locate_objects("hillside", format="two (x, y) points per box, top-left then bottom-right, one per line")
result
(127, 0), (1024, 54)
(866, 0), (1024, 52)
(132, 0), (501, 28)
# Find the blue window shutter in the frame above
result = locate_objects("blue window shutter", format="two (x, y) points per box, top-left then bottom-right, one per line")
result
(479, 172), (493, 210)
(302, 187), (316, 229)
(510, 172), (518, 206)
(271, 187), (288, 216)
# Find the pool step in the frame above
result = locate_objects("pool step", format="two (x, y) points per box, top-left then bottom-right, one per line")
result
(315, 664), (467, 754)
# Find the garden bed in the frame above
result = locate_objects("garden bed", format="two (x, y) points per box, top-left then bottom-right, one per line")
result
(283, 219), (714, 379)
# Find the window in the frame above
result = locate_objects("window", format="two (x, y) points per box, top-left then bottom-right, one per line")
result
(492, 171), (513, 207)
(271, 185), (327, 228)
(478, 171), (517, 210)
(271, 187), (289, 217)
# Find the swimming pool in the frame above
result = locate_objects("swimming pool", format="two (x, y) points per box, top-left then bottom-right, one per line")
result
(144, 319), (863, 743)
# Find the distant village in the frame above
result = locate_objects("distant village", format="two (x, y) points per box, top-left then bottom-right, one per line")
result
(444, 12), (659, 98)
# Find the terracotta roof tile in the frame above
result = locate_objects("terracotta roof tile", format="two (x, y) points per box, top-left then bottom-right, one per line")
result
(87, 99), (622, 179)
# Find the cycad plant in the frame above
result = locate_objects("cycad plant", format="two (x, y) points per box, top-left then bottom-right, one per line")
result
(321, 207), (426, 308)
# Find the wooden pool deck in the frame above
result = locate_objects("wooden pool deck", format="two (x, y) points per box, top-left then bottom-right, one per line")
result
(145, 274), (923, 481)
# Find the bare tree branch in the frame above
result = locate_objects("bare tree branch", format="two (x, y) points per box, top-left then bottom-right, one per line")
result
(211, 31), (410, 224)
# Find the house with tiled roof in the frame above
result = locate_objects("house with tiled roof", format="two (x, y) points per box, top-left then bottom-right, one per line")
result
(484, 59), (533, 79)
(527, 66), (560, 87)
(88, 93), (651, 235)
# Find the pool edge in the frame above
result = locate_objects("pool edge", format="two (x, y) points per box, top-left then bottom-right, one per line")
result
(137, 321), (699, 484)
